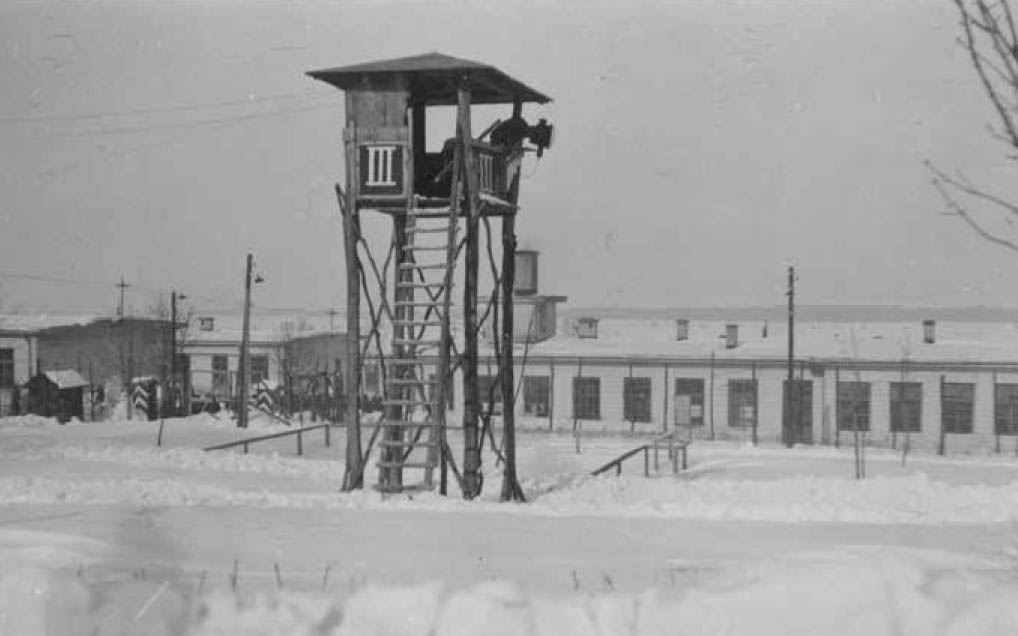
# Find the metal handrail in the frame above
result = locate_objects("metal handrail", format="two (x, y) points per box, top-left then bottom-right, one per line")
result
(591, 432), (690, 477)
(204, 423), (340, 455)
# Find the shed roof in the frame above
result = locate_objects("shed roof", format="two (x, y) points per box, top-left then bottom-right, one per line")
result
(306, 52), (551, 106)
(43, 370), (89, 389)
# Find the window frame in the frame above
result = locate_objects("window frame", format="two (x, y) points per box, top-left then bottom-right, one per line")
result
(572, 376), (601, 421)
(673, 378), (705, 427)
(837, 381), (871, 432)
(941, 382), (974, 434)
(890, 381), (922, 433)
(727, 379), (757, 429)
(249, 355), (269, 386)
(0, 349), (13, 389)
(995, 383), (1018, 435)
(523, 375), (551, 417)
(623, 376), (652, 423)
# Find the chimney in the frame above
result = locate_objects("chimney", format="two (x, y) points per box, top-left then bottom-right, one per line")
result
(514, 250), (539, 296)
(923, 319), (935, 344)
(675, 319), (689, 341)
(725, 323), (738, 348)
(577, 317), (598, 339)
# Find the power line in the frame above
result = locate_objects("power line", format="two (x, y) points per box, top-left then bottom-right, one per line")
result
(0, 270), (344, 317)
(0, 88), (324, 125)
(47, 100), (336, 139)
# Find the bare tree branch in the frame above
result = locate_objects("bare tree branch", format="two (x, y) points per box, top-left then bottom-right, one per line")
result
(931, 173), (1018, 251)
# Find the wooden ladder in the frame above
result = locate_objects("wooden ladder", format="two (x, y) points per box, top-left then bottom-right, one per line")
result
(377, 202), (459, 493)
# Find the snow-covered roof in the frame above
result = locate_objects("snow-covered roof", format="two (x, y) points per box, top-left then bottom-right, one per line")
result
(183, 314), (339, 345)
(43, 370), (89, 389)
(487, 318), (1018, 367)
(0, 313), (104, 333)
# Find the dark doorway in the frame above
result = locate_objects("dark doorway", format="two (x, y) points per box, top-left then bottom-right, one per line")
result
(783, 379), (813, 445)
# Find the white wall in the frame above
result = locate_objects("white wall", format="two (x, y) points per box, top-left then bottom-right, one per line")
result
(184, 343), (282, 395)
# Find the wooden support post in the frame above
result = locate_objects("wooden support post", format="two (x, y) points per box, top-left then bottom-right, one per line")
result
(500, 212), (524, 502)
(628, 362), (635, 433)
(458, 86), (482, 500)
(436, 140), (462, 497)
(337, 183), (363, 491)
(549, 359), (556, 431)
(939, 374), (946, 456)
(751, 361), (758, 446)
(708, 351), (716, 441)
(662, 365), (669, 433)
(834, 367), (840, 449)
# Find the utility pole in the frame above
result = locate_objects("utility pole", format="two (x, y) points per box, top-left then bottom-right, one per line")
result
(116, 276), (130, 318)
(785, 265), (796, 448)
(328, 307), (338, 335)
(170, 290), (186, 415)
(236, 254), (254, 428)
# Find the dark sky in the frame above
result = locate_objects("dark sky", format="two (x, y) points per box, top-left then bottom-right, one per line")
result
(2, 0), (1017, 316)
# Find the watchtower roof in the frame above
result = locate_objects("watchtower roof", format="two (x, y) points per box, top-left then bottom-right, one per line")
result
(306, 52), (552, 106)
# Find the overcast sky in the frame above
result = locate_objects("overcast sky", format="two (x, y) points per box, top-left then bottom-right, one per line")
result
(2, 0), (1017, 317)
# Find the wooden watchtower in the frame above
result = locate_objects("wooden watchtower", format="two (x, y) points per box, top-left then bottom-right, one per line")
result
(307, 52), (553, 499)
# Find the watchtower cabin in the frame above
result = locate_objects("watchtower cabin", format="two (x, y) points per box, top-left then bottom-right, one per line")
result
(307, 52), (553, 499)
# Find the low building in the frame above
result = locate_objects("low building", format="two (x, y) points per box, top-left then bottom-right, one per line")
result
(370, 317), (1018, 454)
(181, 315), (350, 411)
(26, 369), (90, 422)
(0, 324), (39, 416)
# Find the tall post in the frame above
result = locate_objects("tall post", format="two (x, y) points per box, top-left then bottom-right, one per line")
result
(170, 291), (177, 388)
(459, 86), (483, 499)
(499, 214), (524, 501)
(170, 290), (178, 416)
(785, 265), (795, 448)
(116, 276), (130, 318)
(236, 254), (253, 428)
(337, 184), (363, 490)
(499, 98), (526, 502)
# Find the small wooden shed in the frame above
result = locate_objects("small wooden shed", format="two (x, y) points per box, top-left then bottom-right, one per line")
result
(26, 369), (89, 423)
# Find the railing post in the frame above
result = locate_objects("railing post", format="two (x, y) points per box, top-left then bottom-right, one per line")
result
(644, 446), (649, 477)
(654, 443), (659, 471)
(325, 424), (331, 448)
(672, 445), (679, 474)
(297, 430), (303, 456)
(616, 462), (621, 476)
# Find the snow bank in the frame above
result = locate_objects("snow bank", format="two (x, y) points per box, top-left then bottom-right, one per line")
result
(22, 444), (346, 480)
(7, 468), (1018, 525)
(529, 472), (1018, 524)
(189, 548), (1018, 636)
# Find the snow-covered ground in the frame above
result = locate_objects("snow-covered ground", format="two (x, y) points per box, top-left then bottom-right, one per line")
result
(3, 413), (1018, 634)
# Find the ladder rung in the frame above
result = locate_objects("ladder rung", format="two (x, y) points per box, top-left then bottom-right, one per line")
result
(401, 245), (448, 252)
(376, 461), (437, 469)
(382, 399), (437, 407)
(394, 300), (448, 307)
(379, 419), (440, 427)
(378, 439), (439, 448)
(405, 226), (452, 234)
(398, 263), (447, 271)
